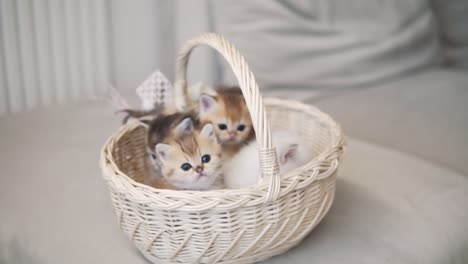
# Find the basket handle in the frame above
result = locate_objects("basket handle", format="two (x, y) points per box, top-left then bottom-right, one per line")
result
(174, 33), (280, 201)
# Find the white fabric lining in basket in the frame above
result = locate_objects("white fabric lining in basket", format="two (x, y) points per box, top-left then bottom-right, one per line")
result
(100, 33), (345, 264)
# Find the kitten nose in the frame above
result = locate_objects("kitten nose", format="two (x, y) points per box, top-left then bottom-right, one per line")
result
(228, 131), (236, 136)
(195, 165), (203, 173)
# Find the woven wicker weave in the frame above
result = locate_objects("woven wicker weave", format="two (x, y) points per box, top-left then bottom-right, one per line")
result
(100, 33), (345, 264)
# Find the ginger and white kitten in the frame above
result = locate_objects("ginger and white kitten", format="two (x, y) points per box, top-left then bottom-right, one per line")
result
(152, 119), (224, 190)
(199, 87), (254, 157)
(224, 130), (313, 189)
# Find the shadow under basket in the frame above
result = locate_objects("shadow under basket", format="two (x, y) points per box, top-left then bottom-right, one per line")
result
(100, 33), (345, 264)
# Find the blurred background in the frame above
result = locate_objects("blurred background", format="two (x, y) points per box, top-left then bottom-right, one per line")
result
(1, 0), (467, 116)
(0, 0), (223, 115)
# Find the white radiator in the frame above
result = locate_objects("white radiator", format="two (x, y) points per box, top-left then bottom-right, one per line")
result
(0, 0), (111, 115)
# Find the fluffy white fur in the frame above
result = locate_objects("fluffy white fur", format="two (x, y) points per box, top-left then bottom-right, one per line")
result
(224, 130), (313, 189)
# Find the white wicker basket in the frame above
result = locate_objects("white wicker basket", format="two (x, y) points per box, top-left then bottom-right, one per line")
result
(100, 33), (345, 264)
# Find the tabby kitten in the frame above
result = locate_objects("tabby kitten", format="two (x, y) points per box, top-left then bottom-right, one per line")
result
(199, 87), (254, 157)
(145, 111), (199, 150)
(154, 119), (223, 190)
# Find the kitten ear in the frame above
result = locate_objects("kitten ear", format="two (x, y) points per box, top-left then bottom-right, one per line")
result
(155, 143), (171, 162)
(280, 144), (298, 164)
(174, 117), (194, 133)
(200, 123), (216, 141)
(199, 94), (218, 114)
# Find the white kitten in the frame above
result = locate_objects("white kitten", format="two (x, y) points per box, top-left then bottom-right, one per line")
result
(224, 130), (313, 189)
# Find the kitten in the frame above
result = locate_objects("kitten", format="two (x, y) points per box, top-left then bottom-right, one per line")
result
(223, 130), (313, 189)
(121, 104), (213, 190)
(199, 86), (255, 157)
(152, 119), (224, 190)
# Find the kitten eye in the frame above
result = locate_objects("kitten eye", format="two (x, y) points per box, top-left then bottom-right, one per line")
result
(180, 163), (192, 171)
(218, 124), (227, 130)
(201, 154), (211, 163)
(237, 124), (246, 131)
(151, 153), (157, 160)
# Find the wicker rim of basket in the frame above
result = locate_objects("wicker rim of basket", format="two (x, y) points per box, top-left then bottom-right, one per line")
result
(100, 33), (345, 205)
(100, 96), (344, 209)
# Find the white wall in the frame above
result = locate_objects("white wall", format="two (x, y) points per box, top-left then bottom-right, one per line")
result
(110, 0), (160, 92)
(173, 0), (220, 86)
(109, 0), (221, 92)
